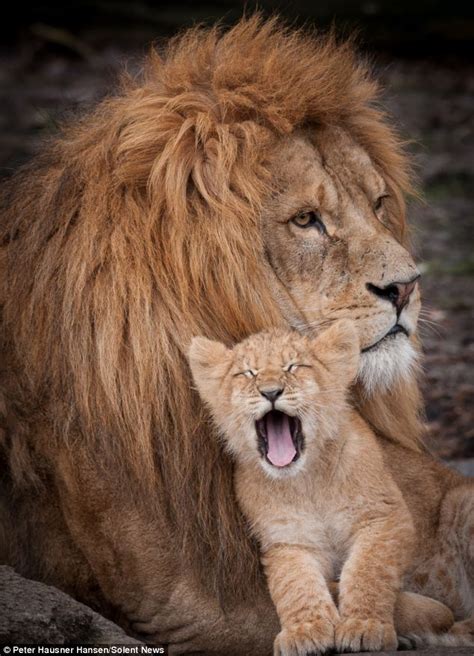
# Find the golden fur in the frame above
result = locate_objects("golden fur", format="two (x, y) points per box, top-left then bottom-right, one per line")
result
(0, 15), (466, 652)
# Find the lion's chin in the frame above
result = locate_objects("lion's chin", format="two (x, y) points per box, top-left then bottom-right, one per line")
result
(357, 334), (419, 396)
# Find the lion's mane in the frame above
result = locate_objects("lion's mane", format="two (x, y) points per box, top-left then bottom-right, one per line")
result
(0, 17), (423, 599)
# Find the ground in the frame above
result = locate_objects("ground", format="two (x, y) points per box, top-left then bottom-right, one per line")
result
(1, 27), (472, 458)
(384, 60), (474, 461)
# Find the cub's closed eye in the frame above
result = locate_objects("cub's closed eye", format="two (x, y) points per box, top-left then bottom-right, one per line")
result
(374, 194), (390, 212)
(285, 363), (312, 373)
(291, 210), (326, 234)
(234, 369), (257, 379)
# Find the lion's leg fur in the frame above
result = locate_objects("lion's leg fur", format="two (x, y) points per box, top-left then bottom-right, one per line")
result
(54, 447), (177, 618)
(4, 480), (105, 607)
(403, 481), (474, 646)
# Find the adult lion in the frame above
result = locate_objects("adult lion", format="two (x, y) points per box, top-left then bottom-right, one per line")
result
(0, 16), (471, 655)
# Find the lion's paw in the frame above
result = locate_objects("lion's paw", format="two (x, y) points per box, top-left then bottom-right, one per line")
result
(274, 620), (336, 656)
(449, 618), (474, 639)
(335, 618), (397, 652)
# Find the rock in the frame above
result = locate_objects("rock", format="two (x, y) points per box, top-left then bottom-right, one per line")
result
(0, 566), (141, 644)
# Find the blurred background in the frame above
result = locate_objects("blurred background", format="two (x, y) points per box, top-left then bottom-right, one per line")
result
(1, 1), (473, 468)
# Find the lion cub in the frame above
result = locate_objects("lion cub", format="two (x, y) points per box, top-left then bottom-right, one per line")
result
(189, 320), (415, 655)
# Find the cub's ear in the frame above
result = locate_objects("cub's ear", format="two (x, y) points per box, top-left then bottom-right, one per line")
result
(188, 337), (232, 403)
(310, 319), (360, 387)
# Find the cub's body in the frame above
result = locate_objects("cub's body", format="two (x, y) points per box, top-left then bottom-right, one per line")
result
(235, 407), (413, 654)
(189, 321), (414, 654)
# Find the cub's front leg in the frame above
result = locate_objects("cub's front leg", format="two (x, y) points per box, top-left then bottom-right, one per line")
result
(336, 504), (415, 653)
(262, 544), (339, 656)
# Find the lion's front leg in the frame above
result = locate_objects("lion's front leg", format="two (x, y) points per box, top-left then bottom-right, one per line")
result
(131, 580), (278, 656)
(55, 446), (178, 624)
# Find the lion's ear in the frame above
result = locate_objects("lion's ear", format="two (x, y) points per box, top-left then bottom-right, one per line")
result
(310, 319), (360, 387)
(188, 337), (232, 403)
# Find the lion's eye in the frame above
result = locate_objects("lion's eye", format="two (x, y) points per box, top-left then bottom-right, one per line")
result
(374, 194), (389, 212)
(287, 363), (298, 373)
(291, 210), (326, 233)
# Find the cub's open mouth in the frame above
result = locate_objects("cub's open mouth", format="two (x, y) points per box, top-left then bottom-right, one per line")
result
(362, 323), (409, 353)
(256, 410), (304, 468)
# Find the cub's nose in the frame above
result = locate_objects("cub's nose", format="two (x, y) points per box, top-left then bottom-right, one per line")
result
(259, 387), (284, 403)
(367, 275), (420, 315)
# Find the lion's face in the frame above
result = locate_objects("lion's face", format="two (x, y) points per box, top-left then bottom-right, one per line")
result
(262, 126), (420, 394)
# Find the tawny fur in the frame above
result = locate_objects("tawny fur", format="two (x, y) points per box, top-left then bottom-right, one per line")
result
(0, 15), (471, 653)
(189, 321), (415, 654)
(384, 444), (474, 645)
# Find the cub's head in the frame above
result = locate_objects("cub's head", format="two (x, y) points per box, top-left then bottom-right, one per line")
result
(188, 320), (359, 479)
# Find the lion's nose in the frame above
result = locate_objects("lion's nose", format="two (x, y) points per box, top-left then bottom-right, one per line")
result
(259, 387), (284, 403)
(366, 275), (420, 315)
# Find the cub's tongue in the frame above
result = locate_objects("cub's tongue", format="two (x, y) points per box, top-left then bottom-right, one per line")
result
(265, 412), (296, 467)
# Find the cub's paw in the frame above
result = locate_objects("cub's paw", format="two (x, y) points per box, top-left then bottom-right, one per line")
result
(335, 618), (397, 652)
(274, 620), (336, 656)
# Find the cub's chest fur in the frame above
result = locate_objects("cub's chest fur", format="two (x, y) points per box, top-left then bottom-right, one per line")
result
(235, 465), (357, 579)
